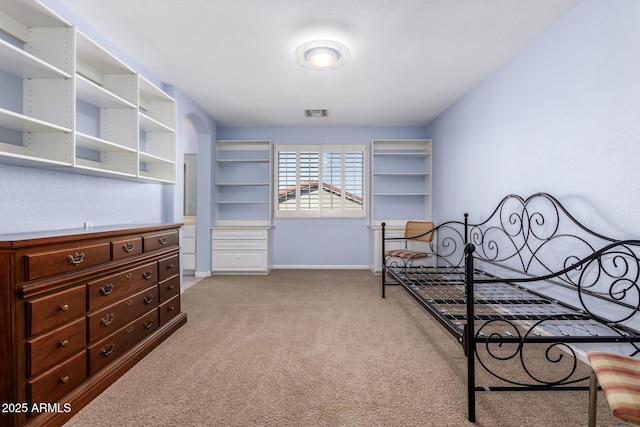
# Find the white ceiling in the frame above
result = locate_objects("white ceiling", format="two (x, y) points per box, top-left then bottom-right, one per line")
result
(59, 0), (581, 127)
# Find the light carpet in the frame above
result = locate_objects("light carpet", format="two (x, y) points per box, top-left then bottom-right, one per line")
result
(64, 269), (625, 426)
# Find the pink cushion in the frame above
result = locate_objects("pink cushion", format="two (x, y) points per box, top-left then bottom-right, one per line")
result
(588, 351), (640, 425)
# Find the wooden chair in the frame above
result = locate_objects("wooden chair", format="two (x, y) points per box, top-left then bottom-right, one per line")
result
(587, 351), (640, 426)
(384, 221), (435, 268)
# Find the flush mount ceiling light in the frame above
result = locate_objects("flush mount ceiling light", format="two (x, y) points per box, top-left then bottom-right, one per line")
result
(294, 40), (350, 71)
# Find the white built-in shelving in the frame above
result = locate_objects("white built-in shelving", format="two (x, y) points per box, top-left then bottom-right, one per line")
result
(213, 140), (272, 274)
(0, 0), (177, 183)
(75, 30), (138, 177)
(0, 0), (74, 166)
(369, 139), (432, 272)
(370, 139), (432, 227)
(214, 140), (272, 227)
(138, 76), (176, 183)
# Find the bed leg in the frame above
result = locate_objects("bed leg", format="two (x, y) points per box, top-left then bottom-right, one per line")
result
(588, 370), (597, 427)
(465, 243), (476, 423)
(381, 222), (386, 299)
(464, 324), (476, 423)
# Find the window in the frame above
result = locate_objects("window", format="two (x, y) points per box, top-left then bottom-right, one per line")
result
(275, 144), (366, 218)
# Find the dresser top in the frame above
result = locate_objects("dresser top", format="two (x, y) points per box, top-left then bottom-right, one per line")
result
(0, 223), (183, 248)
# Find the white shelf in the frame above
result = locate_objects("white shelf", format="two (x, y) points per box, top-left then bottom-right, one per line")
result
(216, 158), (269, 163)
(0, 140), (70, 166)
(0, 38), (71, 79)
(139, 112), (175, 133)
(76, 31), (134, 77)
(138, 75), (175, 131)
(217, 182), (271, 186)
(1, 0), (70, 31)
(74, 158), (137, 178)
(370, 139), (432, 226)
(373, 172), (429, 176)
(76, 75), (137, 109)
(217, 201), (270, 204)
(0, 2), (177, 184)
(0, 108), (72, 133)
(139, 150), (175, 164)
(214, 140), (272, 226)
(75, 132), (136, 153)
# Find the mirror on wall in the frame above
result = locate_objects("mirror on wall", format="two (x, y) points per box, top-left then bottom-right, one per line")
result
(184, 154), (197, 217)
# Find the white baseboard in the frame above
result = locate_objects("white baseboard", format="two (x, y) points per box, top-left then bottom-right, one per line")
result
(194, 271), (212, 278)
(273, 265), (370, 270)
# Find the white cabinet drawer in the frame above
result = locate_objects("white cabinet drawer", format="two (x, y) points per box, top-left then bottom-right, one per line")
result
(183, 224), (196, 238)
(212, 230), (267, 240)
(212, 252), (267, 271)
(212, 239), (267, 251)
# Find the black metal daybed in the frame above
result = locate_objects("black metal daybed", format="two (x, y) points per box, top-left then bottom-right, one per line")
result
(381, 193), (640, 422)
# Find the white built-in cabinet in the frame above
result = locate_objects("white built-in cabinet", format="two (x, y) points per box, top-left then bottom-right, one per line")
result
(182, 222), (196, 271)
(212, 140), (272, 274)
(0, 0), (176, 183)
(370, 139), (432, 272)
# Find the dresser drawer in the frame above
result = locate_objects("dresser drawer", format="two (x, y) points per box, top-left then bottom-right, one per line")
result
(87, 285), (159, 343)
(88, 308), (159, 376)
(159, 294), (180, 325)
(159, 275), (180, 304)
(27, 318), (86, 377)
(143, 230), (179, 252)
(212, 251), (267, 271)
(158, 254), (180, 281)
(212, 239), (267, 251)
(87, 262), (157, 311)
(111, 237), (143, 260)
(26, 242), (111, 281)
(28, 350), (87, 406)
(27, 285), (86, 336)
(212, 229), (267, 240)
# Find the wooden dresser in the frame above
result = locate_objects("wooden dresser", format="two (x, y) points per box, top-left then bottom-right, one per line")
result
(0, 223), (187, 427)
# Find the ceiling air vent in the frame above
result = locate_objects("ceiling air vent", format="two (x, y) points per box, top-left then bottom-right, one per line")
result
(305, 109), (328, 118)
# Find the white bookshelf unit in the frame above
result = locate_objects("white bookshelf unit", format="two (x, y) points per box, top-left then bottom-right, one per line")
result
(370, 139), (432, 272)
(138, 76), (177, 183)
(0, 0), (74, 167)
(213, 140), (272, 274)
(214, 140), (272, 226)
(371, 139), (432, 226)
(0, 0), (177, 183)
(75, 30), (138, 177)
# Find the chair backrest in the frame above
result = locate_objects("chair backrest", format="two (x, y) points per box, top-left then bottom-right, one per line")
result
(404, 221), (434, 242)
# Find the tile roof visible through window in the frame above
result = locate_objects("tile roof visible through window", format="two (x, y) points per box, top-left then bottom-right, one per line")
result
(278, 181), (363, 207)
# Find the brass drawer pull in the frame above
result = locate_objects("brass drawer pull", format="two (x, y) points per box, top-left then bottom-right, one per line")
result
(143, 319), (154, 329)
(67, 252), (85, 266)
(100, 283), (114, 296)
(126, 326), (134, 334)
(122, 242), (135, 253)
(59, 339), (69, 347)
(126, 273), (133, 279)
(167, 263), (174, 269)
(126, 299), (134, 307)
(102, 343), (115, 356)
(168, 306), (175, 312)
(59, 376), (70, 384)
(100, 313), (115, 327)
(142, 271), (153, 280)
(168, 285), (175, 290)
(143, 295), (153, 304)
(59, 304), (69, 312)
(159, 236), (168, 245)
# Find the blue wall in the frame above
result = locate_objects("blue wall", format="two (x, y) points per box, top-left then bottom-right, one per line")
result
(218, 126), (428, 267)
(0, 0), (219, 283)
(426, 0), (640, 239)
(5, 0), (637, 272)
